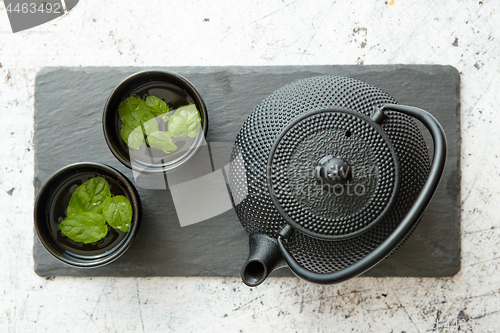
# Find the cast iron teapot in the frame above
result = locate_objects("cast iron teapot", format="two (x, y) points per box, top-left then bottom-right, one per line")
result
(227, 75), (446, 286)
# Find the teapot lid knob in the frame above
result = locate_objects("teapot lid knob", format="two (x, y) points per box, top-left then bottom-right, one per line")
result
(314, 156), (352, 187)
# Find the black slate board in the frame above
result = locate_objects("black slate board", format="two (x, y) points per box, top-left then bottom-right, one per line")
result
(34, 65), (461, 278)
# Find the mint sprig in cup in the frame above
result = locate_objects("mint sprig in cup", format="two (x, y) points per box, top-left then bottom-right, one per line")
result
(118, 94), (202, 154)
(59, 177), (133, 244)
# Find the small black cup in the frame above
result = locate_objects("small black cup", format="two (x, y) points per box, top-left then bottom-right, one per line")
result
(34, 163), (141, 267)
(103, 70), (209, 174)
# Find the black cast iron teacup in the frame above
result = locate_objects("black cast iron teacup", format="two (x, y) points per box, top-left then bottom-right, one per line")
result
(34, 162), (141, 268)
(103, 70), (209, 174)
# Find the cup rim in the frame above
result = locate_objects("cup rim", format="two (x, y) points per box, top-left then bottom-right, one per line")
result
(102, 70), (209, 174)
(34, 162), (142, 268)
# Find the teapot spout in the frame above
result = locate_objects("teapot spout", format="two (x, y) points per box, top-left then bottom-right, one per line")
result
(241, 233), (286, 287)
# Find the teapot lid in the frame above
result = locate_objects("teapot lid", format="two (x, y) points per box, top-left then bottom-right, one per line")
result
(267, 108), (400, 240)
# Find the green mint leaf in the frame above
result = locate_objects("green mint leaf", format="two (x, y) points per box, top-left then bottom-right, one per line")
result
(102, 195), (133, 232)
(118, 97), (143, 127)
(168, 104), (201, 138)
(120, 123), (144, 150)
(125, 96), (144, 107)
(59, 212), (108, 243)
(135, 101), (156, 123)
(67, 177), (111, 215)
(146, 131), (178, 153)
(168, 115), (187, 138)
(145, 96), (169, 115)
(119, 96), (162, 149)
(142, 117), (159, 136)
(187, 120), (201, 138)
(119, 96), (156, 126)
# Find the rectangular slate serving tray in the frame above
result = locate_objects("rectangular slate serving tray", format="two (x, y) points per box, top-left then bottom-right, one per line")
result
(34, 65), (461, 278)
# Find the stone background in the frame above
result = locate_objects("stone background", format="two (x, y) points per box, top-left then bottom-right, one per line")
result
(0, 1), (498, 332)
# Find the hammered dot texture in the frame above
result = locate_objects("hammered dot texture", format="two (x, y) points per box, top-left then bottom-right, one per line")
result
(269, 110), (398, 239)
(228, 76), (430, 274)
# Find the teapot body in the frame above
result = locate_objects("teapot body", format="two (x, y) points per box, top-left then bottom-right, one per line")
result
(228, 76), (444, 286)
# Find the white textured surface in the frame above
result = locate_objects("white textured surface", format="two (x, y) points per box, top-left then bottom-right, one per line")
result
(0, 0), (498, 332)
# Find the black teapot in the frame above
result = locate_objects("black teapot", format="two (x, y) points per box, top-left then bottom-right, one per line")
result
(227, 76), (446, 286)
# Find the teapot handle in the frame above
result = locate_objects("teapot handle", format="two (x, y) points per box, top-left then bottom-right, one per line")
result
(278, 104), (447, 284)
